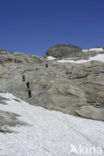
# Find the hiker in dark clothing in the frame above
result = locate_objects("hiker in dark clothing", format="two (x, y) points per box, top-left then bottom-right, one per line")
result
(22, 75), (25, 82)
(46, 63), (48, 68)
(26, 81), (30, 89)
(28, 89), (32, 98)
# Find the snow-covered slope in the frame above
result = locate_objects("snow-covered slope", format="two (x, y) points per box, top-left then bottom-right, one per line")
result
(58, 54), (104, 64)
(0, 93), (104, 156)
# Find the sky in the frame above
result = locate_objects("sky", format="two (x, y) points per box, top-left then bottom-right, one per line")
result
(0, 0), (104, 57)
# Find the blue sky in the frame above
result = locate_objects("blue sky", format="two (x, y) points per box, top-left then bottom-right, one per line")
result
(0, 0), (104, 57)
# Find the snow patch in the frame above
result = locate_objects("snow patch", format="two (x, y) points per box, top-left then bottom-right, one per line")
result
(83, 48), (103, 52)
(47, 56), (56, 60)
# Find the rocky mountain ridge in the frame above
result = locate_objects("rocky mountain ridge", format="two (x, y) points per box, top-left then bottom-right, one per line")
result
(0, 45), (104, 121)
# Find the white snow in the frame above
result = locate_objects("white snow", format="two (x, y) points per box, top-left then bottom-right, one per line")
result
(83, 49), (89, 52)
(83, 48), (103, 52)
(58, 59), (89, 63)
(0, 93), (104, 156)
(47, 56), (56, 60)
(58, 54), (104, 64)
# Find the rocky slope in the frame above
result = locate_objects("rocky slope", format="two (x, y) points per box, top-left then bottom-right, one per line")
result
(0, 46), (104, 121)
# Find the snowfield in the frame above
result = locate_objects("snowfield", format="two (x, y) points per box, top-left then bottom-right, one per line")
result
(58, 54), (104, 64)
(0, 93), (104, 156)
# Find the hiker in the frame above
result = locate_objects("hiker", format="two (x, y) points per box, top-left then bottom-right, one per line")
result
(26, 81), (30, 89)
(28, 89), (32, 98)
(22, 75), (25, 82)
(46, 63), (48, 68)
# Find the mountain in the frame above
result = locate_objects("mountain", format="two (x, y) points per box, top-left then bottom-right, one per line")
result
(0, 46), (104, 121)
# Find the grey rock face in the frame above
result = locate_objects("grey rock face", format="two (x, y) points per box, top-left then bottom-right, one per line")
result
(0, 48), (104, 121)
(46, 44), (82, 58)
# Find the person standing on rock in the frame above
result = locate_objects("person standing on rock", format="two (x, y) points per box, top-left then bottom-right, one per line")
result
(26, 81), (30, 89)
(22, 75), (25, 82)
(28, 89), (32, 98)
(46, 63), (48, 68)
